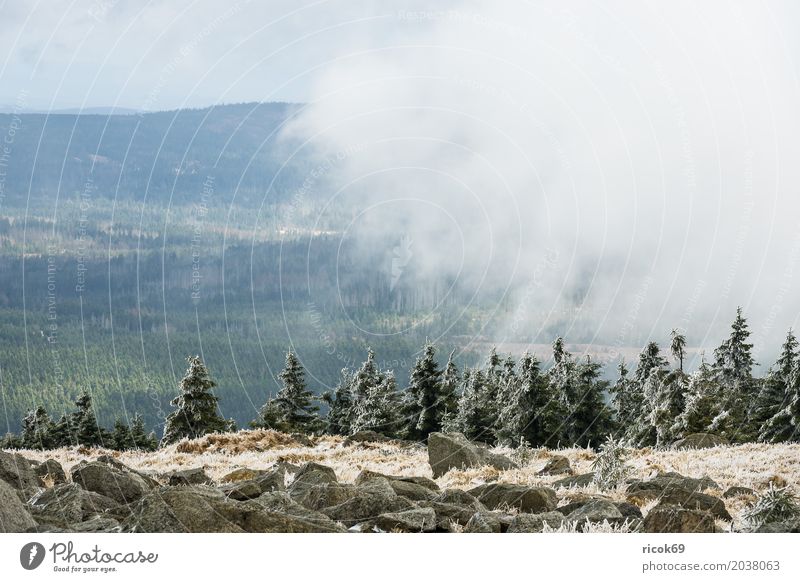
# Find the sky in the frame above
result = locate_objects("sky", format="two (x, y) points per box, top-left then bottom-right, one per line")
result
(3, 0), (800, 364)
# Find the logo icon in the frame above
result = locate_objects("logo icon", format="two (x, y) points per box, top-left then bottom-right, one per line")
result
(20, 542), (46, 570)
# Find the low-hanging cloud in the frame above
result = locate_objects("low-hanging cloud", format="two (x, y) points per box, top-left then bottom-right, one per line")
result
(279, 0), (800, 368)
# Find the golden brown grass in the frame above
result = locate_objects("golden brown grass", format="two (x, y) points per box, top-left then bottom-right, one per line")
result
(15, 430), (800, 530)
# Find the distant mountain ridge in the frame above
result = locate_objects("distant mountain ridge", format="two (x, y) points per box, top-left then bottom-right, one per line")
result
(0, 102), (308, 206)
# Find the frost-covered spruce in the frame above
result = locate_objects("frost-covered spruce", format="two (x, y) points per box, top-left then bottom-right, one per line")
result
(351, 372), (402, 437)
(626, 341), (668, 446)
(252, 351), (320, 433)
(592, 435), (631, 490)
(322, 368), (355, 435)
(495, 352), (562, 448)
(401, 342), (445, 441)
(757, 330), (798, 442)
(710, 307), (757, 442)
(160, 355), (234, 447)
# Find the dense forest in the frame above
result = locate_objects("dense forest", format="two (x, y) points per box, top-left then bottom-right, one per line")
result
(4, 307), (800, 450)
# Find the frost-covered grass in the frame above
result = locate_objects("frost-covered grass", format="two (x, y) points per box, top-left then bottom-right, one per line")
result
(13, 430), (800, 530)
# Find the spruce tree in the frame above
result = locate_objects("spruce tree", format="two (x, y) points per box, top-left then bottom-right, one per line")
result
(547, 338), (577, 445)
(322, 369), (355, 435)
(649, 369), (688, 447)
(352, 373), (402, 436)
(671, 329), (687, 372)
(755, 330), (797, 441)
(711, 307), (756, 441)
(49, 414), (73, 448)
(626, 342), (667, 444)
(673, 355), (719, 436)
(439, 351), (461, 432)
(496, 352), (562, 447)
(21, 406), (54, 450)
(609, 360), (635, 426)
(253, 352), (320, 433)
(161, 355), (233, 446)
(72, 391), (105, 447)
(130, 414), (158, 451)
(401, 342), (444, 441)
(111, 418), (134, 451)
(572, 356), (614, 448)
(453, 369), (490, 442)
(760, 370), (800, 443)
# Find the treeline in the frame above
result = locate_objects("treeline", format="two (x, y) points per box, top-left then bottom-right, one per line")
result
(4, 307), (800, 451)
(0, 391), (157, 451)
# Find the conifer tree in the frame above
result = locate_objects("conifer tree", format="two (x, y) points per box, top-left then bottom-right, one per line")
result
(21, 406), (54, 450)
(111, 418), (134, 451)
(253, 352), (320, 433)
(711, 307), (757, 441)
(401, 342), (444, 441)
(572, 355), (614, 448)
(755, 330), (797, 440)
(352, 373), (402, 436)
(673, 355), (718, 437)
(72, 391), (105, 447)
(322, 369), (355, 435)
(496, 352), (563, 447)
(609, 360), (635, 425)
(130, 413), (158, 451)
(671, 329), (687, 372)
(547, 338), (577, 445)
(453, 369), (490, 442)
(49, 414), (73, 448)
(439, 351), (461, 432)
(649, 369), (689, 447)
(161, 355), (233, 446)
(760, 371), (800, 443)
(625, 342), (667, 444)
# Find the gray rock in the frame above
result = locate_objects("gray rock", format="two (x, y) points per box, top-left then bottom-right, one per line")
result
(220, 479), (264, 501)
(464, 511), (502, 533)
(628, 484), (731, 521)
(354, 470), (438, 501)
(425, 501), (484, 529)
(552, 473), (594, 489)
(538, 455), (572, 476)
(427, 432), (517, 478)
(71, 516), (121, 533)
(34, 459), (67, 486)
(71, 461), (153, 505)
(254, 466), (286, 493)
(123, 485), (345, 533)
(372, 507), (437, 532)
(0, 450), (37, 490)
(28, 483), (120, 525)
(165, 468), (213, 487)
(321, 479), (414, 526)
(627, 472), (720, 495)
(434, 488), (484, 508)
(0, 478), (37, 532)
(470, 483), (557, 514)
(755, 519), (800, 533)
(723, 486), (755, 498)
(566, 499), (623, 523)
(615, 501), (643, 519)
(251, 491), (339, 525)
(95, 455), (160, 488)
(642, 506), (716, 533)
(507, 511), (566, 532)
(672, 433), (728, 450)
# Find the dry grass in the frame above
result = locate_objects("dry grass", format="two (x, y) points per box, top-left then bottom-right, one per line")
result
(14, 430), (800, 529)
